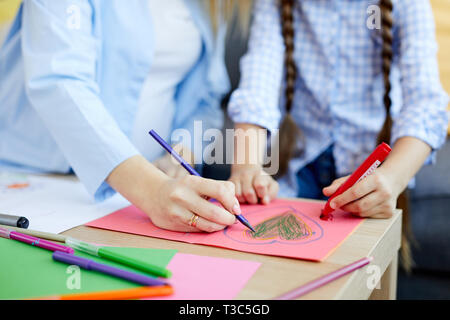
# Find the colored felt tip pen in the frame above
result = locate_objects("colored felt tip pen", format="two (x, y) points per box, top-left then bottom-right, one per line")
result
(0, 224), (67, 243)
(65, 237), (172, 278)
(321, 143), (392, 221)
(33, 285), (174, 300)
(275, 257), (373, 300)
(0, 227), (11, 239)
(52, 251), (167, 287)
(0, 226), (74, 254)
(0, 213), (29, 228)
(149, 129), (256, 233)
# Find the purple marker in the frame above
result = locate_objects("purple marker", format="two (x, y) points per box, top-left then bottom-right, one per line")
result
(149, 130), (256, 233)
(0, 226), (74, 254)
(52, 251), (167, 287)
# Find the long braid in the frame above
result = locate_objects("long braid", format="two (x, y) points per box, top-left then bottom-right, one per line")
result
(278, 0), (301, 177)
(378, 0), (413, 272)
(377, 0), (394, 144)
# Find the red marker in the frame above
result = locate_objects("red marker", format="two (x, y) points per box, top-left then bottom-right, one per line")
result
(320, 143), (392, 221)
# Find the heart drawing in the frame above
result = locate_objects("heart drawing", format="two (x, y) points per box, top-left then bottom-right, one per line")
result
(223, 206), (323, 246)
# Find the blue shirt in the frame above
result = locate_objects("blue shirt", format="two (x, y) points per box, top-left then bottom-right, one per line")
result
(0, 0), (230, 201)
(228, 0), (449, 197)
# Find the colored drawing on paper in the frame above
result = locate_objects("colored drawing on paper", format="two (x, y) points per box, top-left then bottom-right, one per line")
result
(86, 199), (364, 261)
(6, 183), (30, 190)
(244, 211), (314, 241)
(223, 205), (323, 246)
(0, 173), (30, 194)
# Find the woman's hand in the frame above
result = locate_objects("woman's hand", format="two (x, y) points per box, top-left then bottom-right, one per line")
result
(149, 175), (240, 232)
(322, 167), (402, 219)
(106, 155), (240, 233)
(229, 164), (279, 205)
(153, 144), (194, 179)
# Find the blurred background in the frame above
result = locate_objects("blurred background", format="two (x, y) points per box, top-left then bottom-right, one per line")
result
(1, 0), (449, 300)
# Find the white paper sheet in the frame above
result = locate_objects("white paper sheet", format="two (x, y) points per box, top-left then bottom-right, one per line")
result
(0, 172), (130, 233)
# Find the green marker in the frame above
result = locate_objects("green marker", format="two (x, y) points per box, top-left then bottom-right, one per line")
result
(65, 238), (172, 278)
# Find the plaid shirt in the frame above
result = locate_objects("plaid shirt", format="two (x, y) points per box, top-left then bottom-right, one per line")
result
(228, 0), (449, 197)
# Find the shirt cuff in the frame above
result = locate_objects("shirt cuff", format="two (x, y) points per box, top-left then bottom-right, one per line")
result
(94, 181), (118, 202)
(228, 92), (282, 133)
(391, 110), (449, 166)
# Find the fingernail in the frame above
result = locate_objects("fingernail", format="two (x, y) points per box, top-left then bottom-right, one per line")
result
(264, 196), (270, 204)
(330, 201), (336, 209)
(233, 203), (241, 215)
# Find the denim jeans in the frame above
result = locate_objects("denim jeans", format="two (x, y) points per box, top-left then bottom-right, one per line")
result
(296, 145), (337, 200)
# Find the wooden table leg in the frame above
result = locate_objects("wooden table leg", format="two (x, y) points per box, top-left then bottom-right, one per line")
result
(369, 252), (399, 300)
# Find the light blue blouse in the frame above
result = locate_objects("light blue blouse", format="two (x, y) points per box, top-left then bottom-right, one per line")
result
(0, 0), (230, 201)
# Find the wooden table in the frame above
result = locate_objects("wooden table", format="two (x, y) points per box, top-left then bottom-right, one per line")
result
(63, 198), (402, 300)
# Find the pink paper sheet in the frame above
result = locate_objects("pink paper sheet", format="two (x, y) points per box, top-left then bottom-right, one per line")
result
(149, 253), (261, 300)
(87, 199), (364, 261)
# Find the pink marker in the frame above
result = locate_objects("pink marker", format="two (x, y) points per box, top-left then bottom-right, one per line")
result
(275, 257), (373, 300)
(0, 227), (74, 254)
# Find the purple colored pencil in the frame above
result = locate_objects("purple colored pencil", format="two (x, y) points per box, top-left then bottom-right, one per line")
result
(148, 129), (256, 232)
(52, 251), (167, 287)
(0, 226), (74, 254)
(275, 257), (374, 300)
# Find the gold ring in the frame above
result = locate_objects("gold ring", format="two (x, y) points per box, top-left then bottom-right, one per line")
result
(189, 214), (200, 228)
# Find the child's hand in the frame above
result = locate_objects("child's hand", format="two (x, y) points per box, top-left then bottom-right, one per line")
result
(322, 167), (401, 219)
(229, 164), (279, 205)
(148, 175), (239, 233)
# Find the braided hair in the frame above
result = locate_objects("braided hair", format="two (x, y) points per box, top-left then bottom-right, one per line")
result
(377, 0), (394, 145)
(278, 0), (301, 177)
(378, 0), (413, 271)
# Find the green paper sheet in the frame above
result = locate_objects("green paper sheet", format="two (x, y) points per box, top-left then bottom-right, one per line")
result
(0, 238), (177, 299)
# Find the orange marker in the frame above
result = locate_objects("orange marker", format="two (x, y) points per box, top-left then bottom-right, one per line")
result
(7, 183), (29, 189)
(33, 285), (174, 300)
